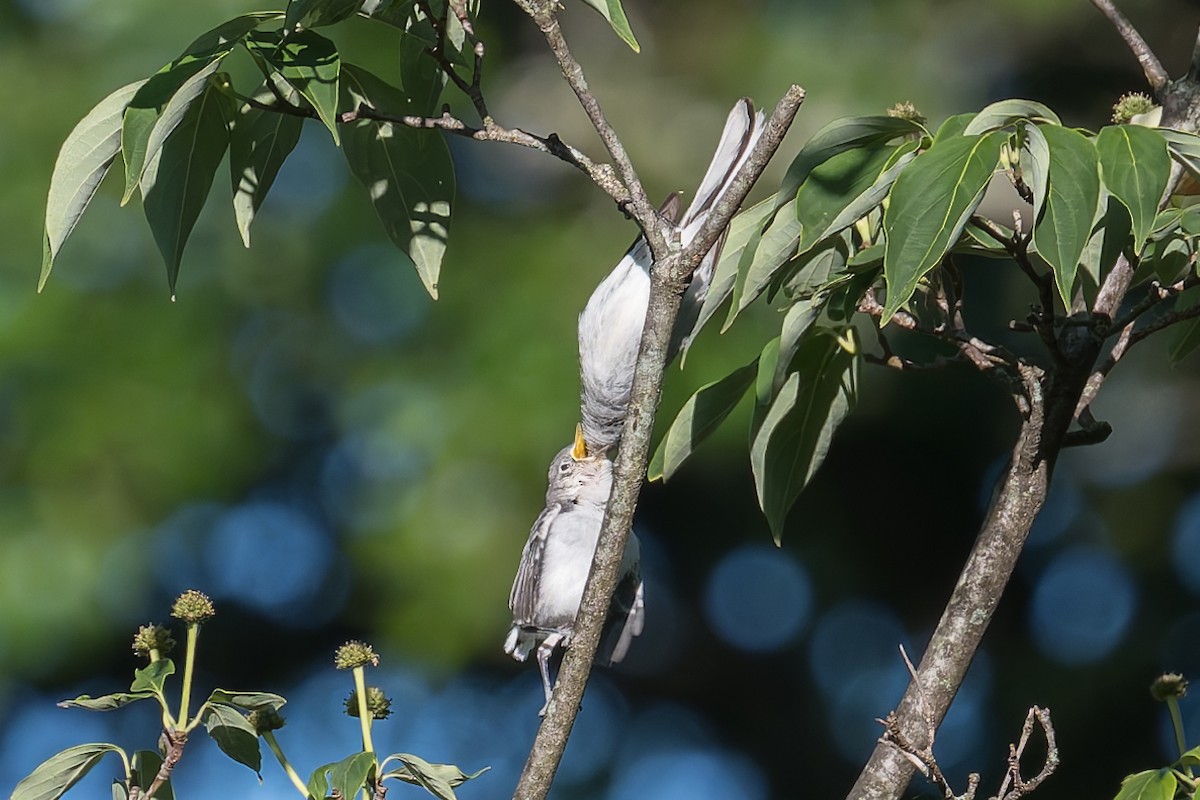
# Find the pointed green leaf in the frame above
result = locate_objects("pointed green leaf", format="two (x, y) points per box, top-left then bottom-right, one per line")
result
(1112, 769), (1176, 800)
(1027, 124), (1100, 306)
(307, 762), (332, 800)
(136, 58), (227, 202)
(932, 113), (975, 143)
(246, 30), (342, 144)
(205, 689), (288, 711)
(796, 143), (900, 255)
(203, 704), (262, 774)
(12, 743), (125, 800)
(779, 115), (925, 201)
(58, 691), (156, 711)
(388, 753), (457, 800)
(810, 143), (919, 253)
(882, 131), (1003, 322)
(1019, 119), (1050, 211)
(963, 98), (1061, 135)
(726, 197), (800, 325)
(41, 79), (146, 291)
(773, 295), (827, 392)
(1097, 125), (1171, 253)
(649, 360), (758, 482)
(685, 195), (776, 350)
(385, 757), (489, 789)
(1079, 193), (1131, 287)
(130, 659), (176, 695)
(578, 0), (640, 52)
(751, 328), (858, 542)
(777, 235), (851, 303)
(141, 78), (234, 294)
(329, 752), (376, 799)
(285, 0), (361, 30)
(230, 84), (304, 246)
(131, 751), (174, 800)
(340, 64), (455, 298)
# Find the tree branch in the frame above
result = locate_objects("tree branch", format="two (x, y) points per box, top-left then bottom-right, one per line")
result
(1089, 0), (1169, 93)
(510, 86), (804, 800)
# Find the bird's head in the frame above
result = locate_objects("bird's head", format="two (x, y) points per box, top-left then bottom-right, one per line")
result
(546, 425), (613, 504)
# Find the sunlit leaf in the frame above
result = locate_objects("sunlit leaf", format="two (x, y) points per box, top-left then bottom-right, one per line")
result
(963, 98), (1061, 135)
(141, 78), (234, 295)
(1027, 124), (1100, 306)
(1112, 769), (1176, 800)
(57, 692), (156, 711)
(203, 704), (262, 774)
(726, 198), (799, 326)
(795, 144), (899, 255)
(132, 751), (174, 800)
(11, 743), (125, 800)
(648, 360), (758, 482)
(230, 83), (304, 246)
(810, 143), (919, 252)
(205, 690), (288, 711)
(751, 328), (859, 542)
(881, 131), (1003, 322)
(578, 0), (640, 52)
(41, 79), (146, 291)
(388, 753), (487, 800)
(340, 64), (455, 298)
(285, 0), (361, 30)
(246, 30), (342, 144)
(136, 59), (226, 202)
(329, 752), (376, 798)
(112, 780), (129, 800)
(1160, 127), (1200, 183)
(1096, 124), (1171, 253)
(779, 115), (924, 201)
(130, 659), (176, 696)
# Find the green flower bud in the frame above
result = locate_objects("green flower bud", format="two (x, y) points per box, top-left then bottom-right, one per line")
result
(249, 707), (287, 733)
(1151, 673), (1188, 701)
(334, 640), (379, 670)
(1112, 92), (1156, 124)
(345, 686), (392, 720)
(171, 590), (215, 625)
(132, 624), (176, 659)
(886, 101), (926, 125)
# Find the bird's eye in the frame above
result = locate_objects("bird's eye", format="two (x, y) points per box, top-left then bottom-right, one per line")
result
(559, 461), (571, 473)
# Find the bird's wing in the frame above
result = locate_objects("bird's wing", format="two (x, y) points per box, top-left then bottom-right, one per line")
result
(603, 568), (645, 665)
(509, 502), (562, 622)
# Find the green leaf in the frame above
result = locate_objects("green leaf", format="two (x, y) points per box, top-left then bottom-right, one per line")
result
(1160, 127), (1200, 182)
(1019, 118), (1050, 211)
(1096, 125), (1171, 253)
(779, 115), (925, 201)
(685, 195), (776, 351)
(205, 689), (288, 711)
(578, 0), (640, 52)
(808, 143), (919, 253)
(1027, 124), (1101, 307)
(1169, 287), (1200, 365)
(773, 295), (827, 392)
(1112, 768), (1176, 800)
(141, 78), (235, 295)
(230, 84), (304, 247)
(12, 743), (125, 800)
(203, 704), (262, 774)
(130, 659), (176, 696)
(725, 197), (799, 326)
(932, 112), (975, 143)
(387, 753), (486, 800)
(57, 692), (157, 712)
(796, 143), (900, 255)
(120, 14), (273, 203)
(41, 79), (146, 291)
(750, 328), (859, 542)
(881, 131), (1003, 322)
(648, 360), (758, 482)
(963, 98), (1061, 135)
(112, 780), (129, 800)
(285, 0), (361, 30)
(131, 751), (174, 800)
(777, 235), (851, 303)
(340, 64), (455, 298)
(1079, 194), (1132, 287)
(246, 30), (342, 144)
(399, 16), (448, 116)
(1177, 744), (1200, 768)
(136, 59), (227, 203)
(329, 752), (376, 799)
(307, 762), (332, 800)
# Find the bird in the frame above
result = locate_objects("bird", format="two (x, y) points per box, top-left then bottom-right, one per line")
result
(505, 425), (645, 716)
(578, 98), (767, 456)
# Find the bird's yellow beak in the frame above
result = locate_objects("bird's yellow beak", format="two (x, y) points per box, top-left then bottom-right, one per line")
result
(571, 424), (588, 461)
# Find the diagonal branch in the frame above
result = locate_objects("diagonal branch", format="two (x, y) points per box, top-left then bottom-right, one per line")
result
(1089, 0), (1169, 93)
(1191, 27), (1200, 81)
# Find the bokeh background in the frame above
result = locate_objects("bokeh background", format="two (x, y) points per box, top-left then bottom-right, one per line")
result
(3, 0), (1200, 797)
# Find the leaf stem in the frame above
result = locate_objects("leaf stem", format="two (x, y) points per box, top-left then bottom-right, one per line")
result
(178, 624), (199, 728)
(264, 731), (311, 798)
(353, 666), (375, 754)
(1169, 696), (1190, 765)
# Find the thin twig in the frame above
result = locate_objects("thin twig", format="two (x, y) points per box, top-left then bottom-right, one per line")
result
(1089, 0), (1170, 93)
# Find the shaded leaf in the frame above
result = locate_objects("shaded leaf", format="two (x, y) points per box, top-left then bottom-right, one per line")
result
(751, 328), (859, 541)
(58, 691), (156, 712)
(203, 704), (262, 774)
(649, 360), (758, 482)
(246, 30), (342, 144)
(285, 0), (361, 30)
(230, 84), (304, 246)
(41, 79), (146, 290)
(1168, 287), (1200, 365)
(963, 98), (1061, 135)
(141, 78), (234, 295)
(1112, 769), (1176, 800)
(779, 115), (924, 201)
(136, 58), (226, 202)
(796, 144), (899, 255)
(778, 235), (851, 302)
(130, 659), (176, 696)
(1019, 118), (1050, 211)
(578, 0), (640, 52)
(773, 295), (827, 392)
(881, 131), (1003, 322)
(1027, 124), (1100, 306)
(131, 751), (174, 800)
(388, 753), (487, 800)
(341, 64), (455, 298)
(726, 197), (799, 326)
(1079, 194), (1131, 287)
(1096, 125), (1171, 253)
(205, 689), (288, 712)
(11, 743), (125, 800)
(1160, 127), (1200, 182)
(811, 143), (919, 252)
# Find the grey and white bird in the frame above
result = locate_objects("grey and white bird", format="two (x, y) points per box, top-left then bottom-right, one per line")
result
(505, 426), (644, 715)
(578, 98), (767, 456)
